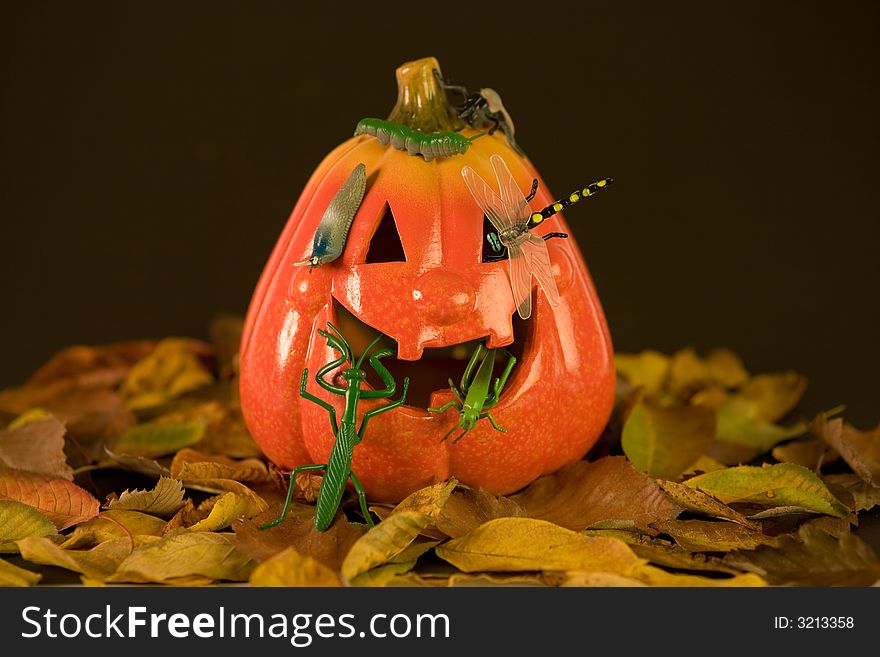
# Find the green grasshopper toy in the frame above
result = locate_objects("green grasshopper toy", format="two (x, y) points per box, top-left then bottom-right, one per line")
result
(428, 343), (516, 443)
(261, 323), (409, 531)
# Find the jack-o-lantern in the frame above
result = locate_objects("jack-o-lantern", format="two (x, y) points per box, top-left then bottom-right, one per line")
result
(239, 57), (615, 502)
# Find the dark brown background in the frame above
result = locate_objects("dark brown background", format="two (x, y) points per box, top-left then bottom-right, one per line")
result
(1, 1), (877, 427)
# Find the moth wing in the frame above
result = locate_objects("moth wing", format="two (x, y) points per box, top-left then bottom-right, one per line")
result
(521, 233), (561, 308)
(462, 164), (514, 232)
(507, 245), (533, 320)
(490, 154), (531, 224)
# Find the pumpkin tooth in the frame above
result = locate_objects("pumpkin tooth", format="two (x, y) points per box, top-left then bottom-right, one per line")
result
(485, 331), (514, 351)
(396, 341), (423, 361)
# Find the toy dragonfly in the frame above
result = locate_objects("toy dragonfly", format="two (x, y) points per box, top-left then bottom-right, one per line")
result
(461, 154), (612, 319)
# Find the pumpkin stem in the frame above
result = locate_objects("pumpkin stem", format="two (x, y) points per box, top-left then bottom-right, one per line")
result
(386, 57), (464, 133)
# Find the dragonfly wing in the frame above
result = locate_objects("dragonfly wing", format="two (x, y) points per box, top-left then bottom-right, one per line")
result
(521, 233), (561, 307)
(507, 245), (533, 320)
(461, 165), (513, 232)
(490, 154), (531, 223)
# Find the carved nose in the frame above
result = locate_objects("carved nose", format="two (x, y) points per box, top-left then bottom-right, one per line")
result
(412, 270), (476, 326)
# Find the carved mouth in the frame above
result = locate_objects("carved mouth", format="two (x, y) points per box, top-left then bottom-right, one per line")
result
(332, 301), (531, 409)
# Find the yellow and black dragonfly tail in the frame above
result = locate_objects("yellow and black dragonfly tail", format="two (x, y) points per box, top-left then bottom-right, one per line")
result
(527, 178), (613, 229)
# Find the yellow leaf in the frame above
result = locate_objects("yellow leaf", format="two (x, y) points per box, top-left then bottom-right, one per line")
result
(712, 398), (806, 463)
(0, 500), (57, 552)
(161, 402), (262, 459)
(114, 420), (205, 458)
(80, 576), (107, 587)
(705, 349), (749, 388)
(651, 519), (778, 552)
(690, 385), (730, 410)
(0, 465), (99, 529)
(390, 538), (441, 565)
(170, 448), (270, 482)
(120, 338), (214, 410)
(435, 517), (645, 575)
(0, 557), (41, 586)
(583, 520), (643, 536)
(189, 492), (253, 532)
(350, 560), (417, 587)
(391, 479), (457, 517)
(634, 565), (767, 587)
(685, 463), (850, 517)
(108, 532), (254, 584)
(558, 571), (648, 587)
(60, 510), (166, 549)
(628, 541), (743, 574)
(248, 546), (342, 587)
(105, 477), (185, 516)
(447, 572), (548, 587)
(614, 351), (670, 395)
(656, 480), (759, 528)
(683, 455), (727, 476)
(183, 479), (268, 517)
(738, 372), (807, 423)
(667, 348), (709, 395)
(341, 511), (431, 581)
(17, 536), (135, 580)
(7, 408), (54, 429)
(622, 401), (716, 479)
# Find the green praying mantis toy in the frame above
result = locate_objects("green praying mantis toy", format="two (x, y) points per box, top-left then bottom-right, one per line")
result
(428, 343), (517, 443)
(261, 323), (409, 531)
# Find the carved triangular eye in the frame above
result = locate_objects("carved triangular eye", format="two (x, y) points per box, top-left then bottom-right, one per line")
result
(365, 203), (407, 264)
(481, 214), (509, 263)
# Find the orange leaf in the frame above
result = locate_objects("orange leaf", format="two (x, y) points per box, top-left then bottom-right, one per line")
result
(0, 416), (72, 480)
(511, 457), (682, 531)
(436, 488), (527, 539)
(812, 415), (880, 486)
(233, 506), (365, 571)
(0, 465), (99, 529)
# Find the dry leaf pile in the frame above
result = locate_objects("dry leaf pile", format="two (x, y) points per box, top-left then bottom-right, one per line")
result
(1, 324), (878, 587)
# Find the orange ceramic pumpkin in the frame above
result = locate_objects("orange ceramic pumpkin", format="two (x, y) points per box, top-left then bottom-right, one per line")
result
(239, 57), (615, 502)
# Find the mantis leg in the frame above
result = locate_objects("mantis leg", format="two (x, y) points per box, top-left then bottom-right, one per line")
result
(360, 348), (397, 399)
(481, 411), (507, 433)
(427, 399), (462, 414)
(315, 330), (348, 396)
(299, 369), (339, 435)
(357, 377), (410, 440)
(260, 463), (327, 529)
(348, 470), (374, 528)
